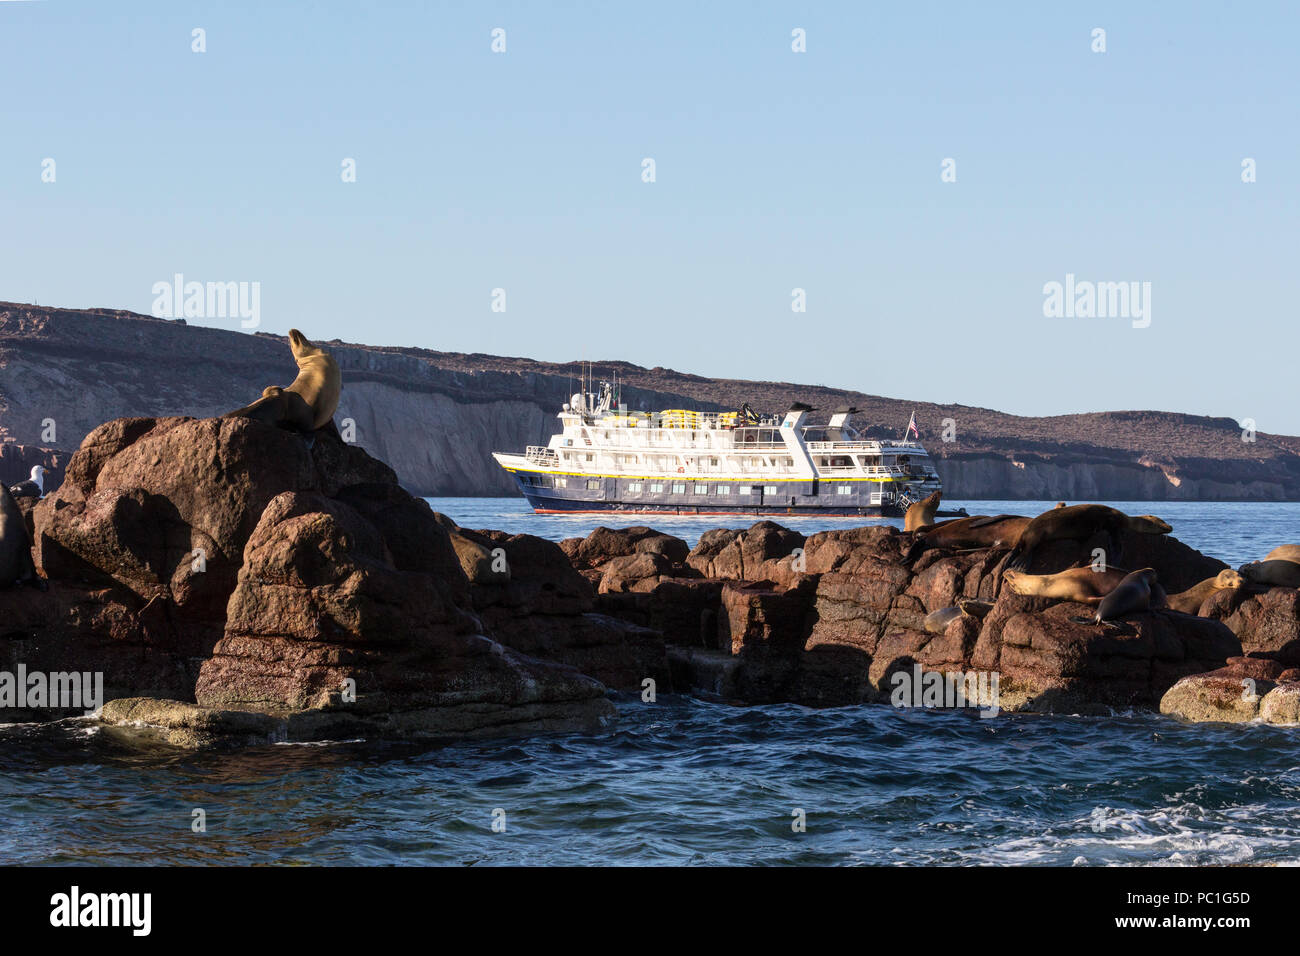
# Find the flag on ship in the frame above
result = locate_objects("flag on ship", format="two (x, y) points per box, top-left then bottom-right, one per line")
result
(905, 411), (919, 439)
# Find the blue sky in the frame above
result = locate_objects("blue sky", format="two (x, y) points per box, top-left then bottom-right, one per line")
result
(2, 2), (1297, 431)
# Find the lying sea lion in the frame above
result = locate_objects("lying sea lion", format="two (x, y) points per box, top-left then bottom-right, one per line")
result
(904, 491), (941, 532)
(922, 605), (964, 634)
(1005, 504), (1171, 571)
(1004, 565), (1131, 603)
(0, 485), (41, 588)
(903, 514), (1029, 565)
(1264, 545), (1300, 565)
(1166, 569), (1244, 614)
(920, 599), (994, 635)
(225, 329), (341, 435)
(1241, 560), (1300, 588)
(1075, 568), (1159, 625)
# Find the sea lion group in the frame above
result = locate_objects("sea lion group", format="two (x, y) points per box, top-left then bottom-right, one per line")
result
(907, 497), (1300, 626)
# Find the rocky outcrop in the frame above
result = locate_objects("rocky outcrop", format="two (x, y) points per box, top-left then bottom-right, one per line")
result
(1160, 657), (1300, 725)
(560, 519), (1242, 714)
(6, 414), (618, 741)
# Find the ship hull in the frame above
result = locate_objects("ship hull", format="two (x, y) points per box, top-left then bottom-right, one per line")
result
(505, 471), (935, 518)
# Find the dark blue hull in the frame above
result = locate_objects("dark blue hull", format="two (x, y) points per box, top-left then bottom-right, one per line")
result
(506, 471), (927, 518)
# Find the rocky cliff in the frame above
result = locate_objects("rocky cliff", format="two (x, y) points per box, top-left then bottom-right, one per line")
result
(4, 301), (1298, 499)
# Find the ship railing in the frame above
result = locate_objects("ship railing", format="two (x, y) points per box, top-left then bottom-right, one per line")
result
(525, 446), (559, 464)
(804, 440), (886, 452)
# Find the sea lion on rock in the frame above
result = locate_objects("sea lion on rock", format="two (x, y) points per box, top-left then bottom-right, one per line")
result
(1263, 545), (1300, 565)
(0, 485), (41, 588)
(1005, 504), (1172, 571)
(1003, 565), (1131, 603)
(1166, 569), (1244, 614)
(922, 605), (964, 634)
(225, 329), (341, 435)
(1241, 560), (1300, 589)
(904, 491), (941, 532)
(8, 465), (45, 499)
(1076, 568), (1159, 625)
(903, 514), (1029, 565)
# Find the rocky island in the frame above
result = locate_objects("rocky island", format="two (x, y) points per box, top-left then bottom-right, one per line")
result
(2, 404), (1297, 747)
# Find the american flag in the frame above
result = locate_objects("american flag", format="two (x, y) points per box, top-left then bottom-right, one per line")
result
(906, 411), (919, 439)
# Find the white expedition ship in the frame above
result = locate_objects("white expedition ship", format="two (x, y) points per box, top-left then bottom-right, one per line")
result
(492, 381), (942, 517)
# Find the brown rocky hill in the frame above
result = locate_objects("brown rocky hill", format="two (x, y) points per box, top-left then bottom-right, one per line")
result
(2, 301), (1297, 499)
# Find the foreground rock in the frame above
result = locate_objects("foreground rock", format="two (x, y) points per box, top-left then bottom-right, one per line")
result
(1160, 657), (1300, 725)
(568, 520), (1242, 714)
(7, 416), (616, 742)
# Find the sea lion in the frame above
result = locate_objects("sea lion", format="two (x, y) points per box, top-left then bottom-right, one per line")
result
(1005, 504), (1172, 571)
(1165, 569), (1244, 614)
(903, 514), (1029, 565)
(1240, 560), (1300, 589)
(922, 605), (964, 634)
(1003, 565), (1131, 603)
(1077, 568), (1159, 624)
(904, 491), (941, 532)
(1264, 545), (1300, 565)
(958, 598), (993, 619)
(0, 484), (40, 588)
(225, 329), (341, 435)
(8, 465), (45, 499)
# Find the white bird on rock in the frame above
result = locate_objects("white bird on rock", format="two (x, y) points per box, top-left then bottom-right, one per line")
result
(8, 465), (45, 499)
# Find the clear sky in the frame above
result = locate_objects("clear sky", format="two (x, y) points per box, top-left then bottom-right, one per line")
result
(2, 2), (1296, 431)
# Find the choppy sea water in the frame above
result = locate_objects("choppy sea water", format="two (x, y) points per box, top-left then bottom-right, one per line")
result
(3, 498), (1299, 866)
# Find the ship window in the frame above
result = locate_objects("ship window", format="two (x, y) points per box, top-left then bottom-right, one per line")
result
(694, 484), (708, 494)
(738, 486), (750, 495)
(837, 485), (852, 495)
(555, 477), (567, 488)
(716, 485), (730, 495)
(650, 483), (664, 492)
(587, 479), (601, 490)
(672, 483), (687, 494)
(627, 482), (642, 493)
(764, 485), (778, 496)
(709, 457), (718, 466)
(585, 454), (594, 462)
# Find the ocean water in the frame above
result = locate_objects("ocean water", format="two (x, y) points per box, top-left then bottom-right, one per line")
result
(2, 498), (1298, 867)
